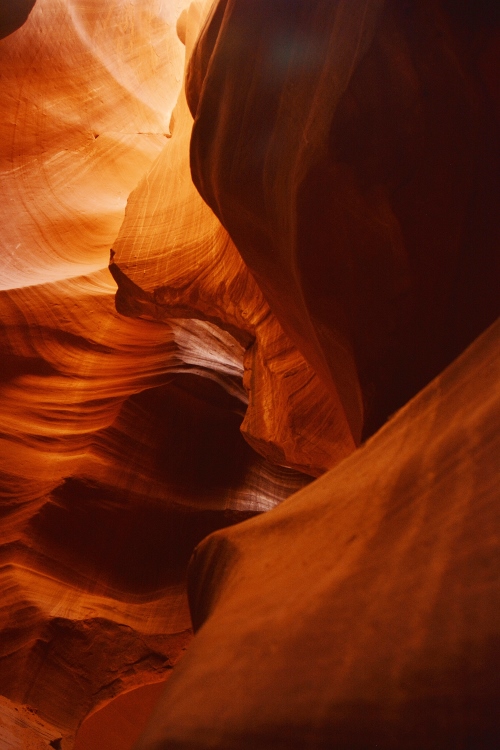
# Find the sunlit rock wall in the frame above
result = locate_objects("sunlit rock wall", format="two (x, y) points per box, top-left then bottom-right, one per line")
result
(0, 0), (498, 748)
(0, 1), (311, 746)
(111, 1), (356, 475)
(136, 318), (500, 750)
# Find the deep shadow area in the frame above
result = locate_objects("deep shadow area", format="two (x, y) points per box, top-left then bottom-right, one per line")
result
(27, 373), (260, 595)
(28, 478), (258, 596)
(298, 0), (500, 438)
(0, 354), (58, 384)
(108, 375), (254, 498)
(0, 0), (36, 40)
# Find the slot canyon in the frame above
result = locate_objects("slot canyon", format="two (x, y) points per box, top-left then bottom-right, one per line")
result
(0, 1), (498, 748)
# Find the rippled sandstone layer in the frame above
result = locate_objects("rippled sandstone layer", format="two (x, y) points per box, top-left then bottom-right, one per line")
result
(0, 2), (311, 746)
(187, 0), (499, 439)
(136, 319), (500, 750)
(0, 0), (499, 748)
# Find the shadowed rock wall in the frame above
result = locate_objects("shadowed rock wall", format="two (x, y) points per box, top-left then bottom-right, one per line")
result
(0, 2), (308, 746)
(0, 0), (498, 748)
(186, 0), (500, 439)
(0, 0), (37, 40)
(135, 317), (500, 750)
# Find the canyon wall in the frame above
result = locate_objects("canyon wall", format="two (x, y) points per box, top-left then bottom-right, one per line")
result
(0, 2), (308, 746)
(135, 316), (500, 750)
(186, 0), (500, 439)
(0, 0), (498, 748)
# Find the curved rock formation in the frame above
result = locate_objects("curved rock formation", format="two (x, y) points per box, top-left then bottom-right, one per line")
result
(132, 1), (499, 747)
(186, 0), (500, 439)
(74, 681), (169, 750)
(111, 1), (356, 475)
(135, 318), (500, 750)
(0, 2), (309, 746)
(0, 0), (37, 40)
(0, 0), (498, 748)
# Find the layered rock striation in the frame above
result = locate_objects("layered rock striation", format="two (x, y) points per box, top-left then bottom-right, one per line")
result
(0, 0), (498, 748)
(135, 318), (500, 750)
(186, 0), (500, 439)
(111, 1), (356, 476)
(0, 2), (308, 746)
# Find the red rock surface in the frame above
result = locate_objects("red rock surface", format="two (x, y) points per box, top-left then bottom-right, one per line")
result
(0, 0), (498, 748)
(135, 318), (500, 750)
(0, 1), (308, 745)
(111, 1), (356, 475)
(187, 0), (500, 439)
(74, 681), (169, 750)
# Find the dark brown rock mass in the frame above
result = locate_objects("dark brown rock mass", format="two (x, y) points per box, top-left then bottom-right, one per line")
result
(0, 0), (498, 747)
(135, 319), (500, 750)
(186, 0), (500, 440)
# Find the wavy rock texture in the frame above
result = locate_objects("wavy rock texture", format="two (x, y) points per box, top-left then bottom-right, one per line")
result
(135, 318), (500, 750)
(1, 0), (499, 748)
(186, 0), (500, 440)
(111, 2), (356, 476)
(131, 1), (498, 747)
(0, 1), (310, 746)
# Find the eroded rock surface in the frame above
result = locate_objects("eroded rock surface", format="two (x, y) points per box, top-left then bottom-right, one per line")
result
(0, 1), (308, 744)
(135, 319), (500, 750)
(1, 0), (498, 747)
(186, 0), (500, 439)
(111, 1), (356, 475)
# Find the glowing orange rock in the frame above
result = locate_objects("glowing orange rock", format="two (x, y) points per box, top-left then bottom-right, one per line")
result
(0, 1), (194, 742)
(0, 1), (306, 745)
(111, 2), (356, 475)
(0, 0), (498, 747)
(135, 319), (500, 750)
